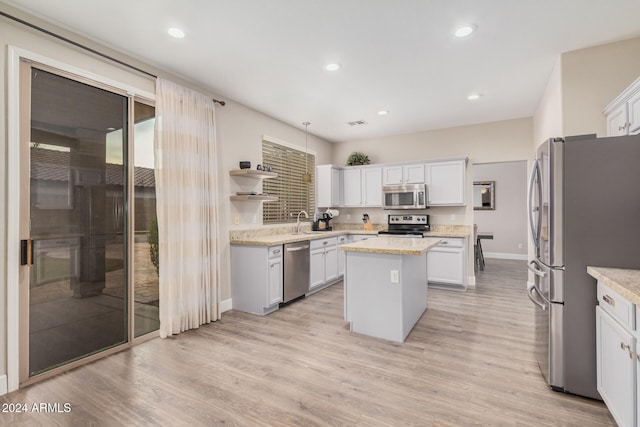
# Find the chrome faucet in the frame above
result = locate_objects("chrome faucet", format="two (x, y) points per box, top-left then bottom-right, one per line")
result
(296, 210), (309, 233)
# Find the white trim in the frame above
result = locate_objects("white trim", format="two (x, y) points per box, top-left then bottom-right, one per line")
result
(9, 46), (155, 100)
(467, 276), (476, 288)
(5, 45), (156, 393)
(484, 252), (528, 261)
(0, 375), (7, 396)
(262, 134), (318, 156)
(7, 45), (21, 393)
(220, 298), (233, 313)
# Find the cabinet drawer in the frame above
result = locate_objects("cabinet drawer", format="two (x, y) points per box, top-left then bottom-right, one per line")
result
(268, 245), (283, 259)
(310, 236), (337, 250)
(598, 281), (636, 331)
(435, 238), (464, 248)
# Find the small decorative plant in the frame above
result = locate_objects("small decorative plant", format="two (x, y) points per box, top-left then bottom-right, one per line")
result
(346, 152), (370, 166)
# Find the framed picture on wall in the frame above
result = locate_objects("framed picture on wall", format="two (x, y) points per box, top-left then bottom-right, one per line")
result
(473, 181), (495, 210)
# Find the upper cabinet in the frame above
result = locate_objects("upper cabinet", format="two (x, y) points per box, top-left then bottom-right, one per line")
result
(425, 159), (466, 206)
(342, 168), (362, 207)
(362, 167), (382, 207)
(382, 164), (425, 185)
(317, 157), (466, 208)
(604, 76), (640, 136)
(316, 165), (342, 208)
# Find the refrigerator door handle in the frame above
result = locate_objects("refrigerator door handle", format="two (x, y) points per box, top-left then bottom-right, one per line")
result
(528, 260), (547, 277)
(527, 159), (542, 249)
(527, 282), (547, 311)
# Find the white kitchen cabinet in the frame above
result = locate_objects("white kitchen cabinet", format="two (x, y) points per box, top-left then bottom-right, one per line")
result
(268, 257), (283, 306)
(309, 247), (325, 289)
(383, 164), (425, 185)
(350, 234), (374, 242)
(342, 169), (362, 207)
(427, 238), (466, 288)
(362, 167), (382, 207)
(231, 244), (283, 315)
(604, 76), (640, 136)
(309, 237), (340, 293)
(316, 165), (342, 207)
(595, 281), (637, 427)
(337, 235), (348, 277)
(426, 159), (466, 206)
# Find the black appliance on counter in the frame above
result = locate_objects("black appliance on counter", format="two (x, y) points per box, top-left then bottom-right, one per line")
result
(378, 214), (429, 237)
(312, 212), (333, 231)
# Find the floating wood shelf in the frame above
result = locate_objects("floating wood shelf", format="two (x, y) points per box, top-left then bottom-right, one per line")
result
(229, 169), (277, 179)
(230, 195), (278, 202)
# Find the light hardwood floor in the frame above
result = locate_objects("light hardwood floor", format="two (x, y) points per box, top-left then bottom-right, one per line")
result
(1, 259), (615, 426)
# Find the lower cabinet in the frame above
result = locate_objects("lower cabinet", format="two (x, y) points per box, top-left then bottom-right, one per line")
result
(337, 235), (348, 277)
(427, 238), (466, 288)
(596, 281), (637, 427)
(309, 237), (340, 293)
(231, 244), (283, 315)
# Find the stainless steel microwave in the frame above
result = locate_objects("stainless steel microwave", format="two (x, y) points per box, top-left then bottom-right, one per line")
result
(382, 184), (428, 210)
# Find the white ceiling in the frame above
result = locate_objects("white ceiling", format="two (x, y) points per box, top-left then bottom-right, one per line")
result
(4, 0), (640, 142)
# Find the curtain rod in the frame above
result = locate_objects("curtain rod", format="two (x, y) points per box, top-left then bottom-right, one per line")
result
(1, 10), (226, 106)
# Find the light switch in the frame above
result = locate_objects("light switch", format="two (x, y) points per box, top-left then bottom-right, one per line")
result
(233, 215), (240, 225)
(390, 270), (399, 283)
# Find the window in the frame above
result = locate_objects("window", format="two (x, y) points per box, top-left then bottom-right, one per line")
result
(262, 139), (315, 224)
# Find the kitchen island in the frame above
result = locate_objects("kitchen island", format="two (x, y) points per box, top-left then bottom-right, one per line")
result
(340, 236), (440, 342)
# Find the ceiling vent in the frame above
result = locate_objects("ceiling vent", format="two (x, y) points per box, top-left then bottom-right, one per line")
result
(347, 120), (368, 127)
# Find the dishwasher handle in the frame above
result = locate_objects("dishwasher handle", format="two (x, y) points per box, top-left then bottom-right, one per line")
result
(286, 245), (310, 252)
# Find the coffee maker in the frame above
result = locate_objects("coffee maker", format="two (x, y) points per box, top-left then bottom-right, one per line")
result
(312, 212), (333, 231)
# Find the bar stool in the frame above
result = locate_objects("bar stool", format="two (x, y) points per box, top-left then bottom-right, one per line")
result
(474, 224), (479, 272)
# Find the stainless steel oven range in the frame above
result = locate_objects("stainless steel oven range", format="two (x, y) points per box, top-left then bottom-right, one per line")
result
(378, 214), (429, 237)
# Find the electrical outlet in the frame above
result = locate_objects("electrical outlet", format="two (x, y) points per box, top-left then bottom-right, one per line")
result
(518, 243), (523, 249)
(234, 215), (240, 225)
(390, 270), (399, 283)
(450, 214), (456, 221)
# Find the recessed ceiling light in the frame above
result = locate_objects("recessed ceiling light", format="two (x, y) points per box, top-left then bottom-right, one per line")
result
(168, 27), (185, 39)
(325, 63), (341, 71)
(377, 110), (389, 116)
(455, 25), (476, 38)
(467, 93), (482, 101)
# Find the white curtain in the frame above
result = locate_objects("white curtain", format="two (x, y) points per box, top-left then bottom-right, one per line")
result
(154, 78), (221, 338)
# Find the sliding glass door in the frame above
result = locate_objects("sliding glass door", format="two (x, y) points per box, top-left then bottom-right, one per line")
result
(18, 61), (157, 382)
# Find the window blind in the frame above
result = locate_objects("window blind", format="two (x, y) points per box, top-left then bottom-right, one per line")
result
(262, 140), (315, 224)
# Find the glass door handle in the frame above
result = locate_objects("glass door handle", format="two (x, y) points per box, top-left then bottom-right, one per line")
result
(20, 238), (34, 266)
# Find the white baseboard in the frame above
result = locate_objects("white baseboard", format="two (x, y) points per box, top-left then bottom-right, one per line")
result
(484, 252), (528, 261)
(0, 375), (7, 396)
(467, 276), (476, 288)
(220, 298), (233, 313)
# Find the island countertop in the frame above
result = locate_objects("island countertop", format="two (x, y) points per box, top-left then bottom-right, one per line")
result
(587, 266), (640, 305)
(340, 236), (441, 256)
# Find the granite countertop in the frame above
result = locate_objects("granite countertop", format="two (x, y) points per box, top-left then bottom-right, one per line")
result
(229, 229), (469, 246)
(229, 230), (371, 246)
(230, 225), (470, 246)
(423, 231), (470, 238)
(587, 266), (640, 306)
(340, 236), (441, 256)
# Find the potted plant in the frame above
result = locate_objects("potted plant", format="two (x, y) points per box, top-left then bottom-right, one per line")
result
(346, 152), (370, 166)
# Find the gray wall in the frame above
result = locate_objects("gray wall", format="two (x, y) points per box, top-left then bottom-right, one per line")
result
(472, 161), (528, 259)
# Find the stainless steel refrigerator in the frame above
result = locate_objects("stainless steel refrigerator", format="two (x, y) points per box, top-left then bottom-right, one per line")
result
(527, 134), (640, 400)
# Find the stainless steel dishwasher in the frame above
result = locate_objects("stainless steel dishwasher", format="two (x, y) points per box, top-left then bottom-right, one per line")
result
(283, 240), (310, 303)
